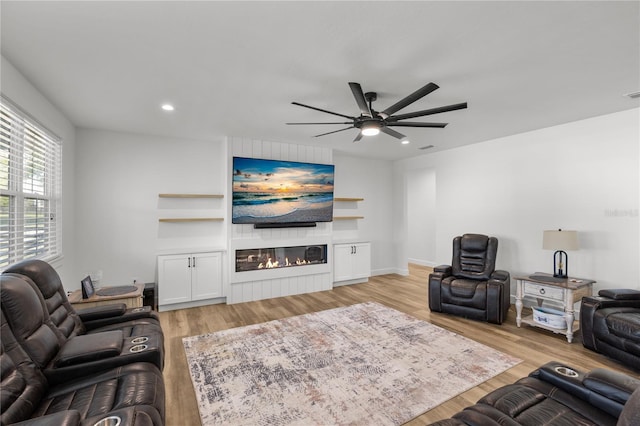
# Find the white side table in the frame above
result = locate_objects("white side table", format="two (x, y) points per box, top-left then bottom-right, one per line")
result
(515, 273), (595, 343)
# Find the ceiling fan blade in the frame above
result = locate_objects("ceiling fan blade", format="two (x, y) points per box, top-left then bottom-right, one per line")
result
(313, 126), (354, 138)
(287, 122), (352, 125)
(380, 82), (439, 118)
(292, 102), (355, 120)
(387, 102), (468, 122)
(386, 122), (448, 128)
(380, 127), (406, 140)
(353, 132), (364, 143)
(348, 82), (372, 117)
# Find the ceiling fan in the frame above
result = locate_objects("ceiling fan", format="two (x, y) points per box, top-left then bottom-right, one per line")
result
(287, 82), (467, 143)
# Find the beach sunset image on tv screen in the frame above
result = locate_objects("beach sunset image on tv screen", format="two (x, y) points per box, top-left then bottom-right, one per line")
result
(232, 157), (335, 224)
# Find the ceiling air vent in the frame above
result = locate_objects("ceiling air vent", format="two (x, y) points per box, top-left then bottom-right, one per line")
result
(624, 91), (640, 99)
(419, 145), (434, 150)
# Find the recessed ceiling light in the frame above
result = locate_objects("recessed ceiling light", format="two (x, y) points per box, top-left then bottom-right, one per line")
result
(401, 139), (410, 145)
(161, 103), (175, 111)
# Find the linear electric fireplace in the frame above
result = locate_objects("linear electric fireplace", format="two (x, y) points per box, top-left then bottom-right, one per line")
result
(236, 244), (327, 272)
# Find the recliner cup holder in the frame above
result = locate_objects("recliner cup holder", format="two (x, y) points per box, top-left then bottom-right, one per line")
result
(131, 307), (145, 313)
(131, 336), (148, 344)
(129, 344), (148, 353)
(93, 416), (121, 426)
(554, 366), (579, 377)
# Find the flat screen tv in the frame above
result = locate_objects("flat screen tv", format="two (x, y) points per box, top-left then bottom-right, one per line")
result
(232, 157), (335, 226)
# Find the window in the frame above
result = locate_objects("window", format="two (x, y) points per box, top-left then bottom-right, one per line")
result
(0, 98), (62, 269)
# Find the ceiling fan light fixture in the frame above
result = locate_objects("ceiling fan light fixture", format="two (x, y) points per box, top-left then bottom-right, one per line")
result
(361, 124), (380, 136)
(289, 81), (467, 143)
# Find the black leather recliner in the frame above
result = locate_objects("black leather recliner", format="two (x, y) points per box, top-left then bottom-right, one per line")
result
(1, 309), (165, 426)
(581, 288), (640, 371)
(428, 361), (640, 426)
(4, 259), (163, 339)
(429, 234), (510, 324)
(0, 273), (163, 384)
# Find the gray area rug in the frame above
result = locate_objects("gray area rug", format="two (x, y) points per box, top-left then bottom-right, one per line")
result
(183, 302), (521, 425)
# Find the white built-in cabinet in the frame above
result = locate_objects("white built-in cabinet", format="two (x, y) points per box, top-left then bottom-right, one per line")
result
(157, 250), (223, 309)
(333, 242), (371, 285)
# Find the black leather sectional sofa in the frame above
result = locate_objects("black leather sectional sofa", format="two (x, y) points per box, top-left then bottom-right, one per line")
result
(1, 260), (165, 426)
(429, 361), (640, 426)
(581, 289), (640, 371)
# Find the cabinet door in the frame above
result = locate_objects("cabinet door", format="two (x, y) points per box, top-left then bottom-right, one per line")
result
(191, 252), (223, 301)
(158, 254), (191, 305)
(351, 243), (371, 279)
(333, 244), (354, 282)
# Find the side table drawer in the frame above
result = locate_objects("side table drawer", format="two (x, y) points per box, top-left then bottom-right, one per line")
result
(524, 282), (565, 301)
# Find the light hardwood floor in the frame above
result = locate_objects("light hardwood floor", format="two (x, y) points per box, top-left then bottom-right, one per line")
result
(158, 265), (638, 425)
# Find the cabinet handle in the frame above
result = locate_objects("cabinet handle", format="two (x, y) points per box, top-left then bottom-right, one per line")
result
(540, 288), (546, 295)
(193, 256), (196, 268)
(353, 245), (357, 254)
(188, 257), (191, 268)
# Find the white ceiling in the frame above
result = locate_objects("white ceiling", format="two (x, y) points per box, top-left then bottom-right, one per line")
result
(1, 1), (639, 160)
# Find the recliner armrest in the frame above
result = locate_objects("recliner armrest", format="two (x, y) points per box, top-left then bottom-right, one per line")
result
(531, 361), (638, 418)
(581, 294), (640, 310)
(84, 406), (164, 426)
(433, 265), (452, 275)
(76, 303), (127, 321)
(428, 266), (451, 313)
(54, 330), (123, 367)
(81, 305), (158, 332)
(531, 362), (590, 400)
(583, 368), (640, 404)
(598, 289), (640, 300)
(490, 270), (510, 282)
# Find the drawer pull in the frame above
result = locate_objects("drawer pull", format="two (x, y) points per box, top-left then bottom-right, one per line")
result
(540, 288), (546, 295)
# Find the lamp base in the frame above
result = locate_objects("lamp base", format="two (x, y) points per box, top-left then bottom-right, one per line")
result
(552, 250), (569, 279)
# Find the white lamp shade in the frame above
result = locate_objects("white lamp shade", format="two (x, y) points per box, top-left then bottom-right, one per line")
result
(542, 230), (578, 251)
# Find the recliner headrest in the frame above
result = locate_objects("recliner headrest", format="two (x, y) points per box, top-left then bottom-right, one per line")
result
(0, 273), (61, 368)
(4, 259), (64, 299)
(461, 234), (490, 252)
(451, 233), (498, 280)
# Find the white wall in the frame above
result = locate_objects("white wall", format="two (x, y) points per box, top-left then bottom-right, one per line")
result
(406, 168), (436, 266)
(75, 128), (226, 287)
(1, 56), (77, 287)
(332, 154), (396, 275)
(393, 108), (640, 292)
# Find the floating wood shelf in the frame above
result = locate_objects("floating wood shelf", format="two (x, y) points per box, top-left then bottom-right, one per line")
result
(334, 197), (364, 202)
(334, 216), (364, 220)
(159, 218), (224, 223)
(158, 193), (223, 198)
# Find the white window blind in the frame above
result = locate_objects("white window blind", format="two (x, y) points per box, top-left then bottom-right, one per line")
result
(0, 98), (62, 269)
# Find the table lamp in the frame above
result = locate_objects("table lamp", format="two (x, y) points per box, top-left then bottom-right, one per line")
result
(543, 229), (578, 278)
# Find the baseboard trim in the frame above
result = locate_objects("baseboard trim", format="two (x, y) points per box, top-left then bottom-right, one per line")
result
(159, 296), (226, 312)
(372, 267), (409, 276)
(407, 258), (437, 267)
